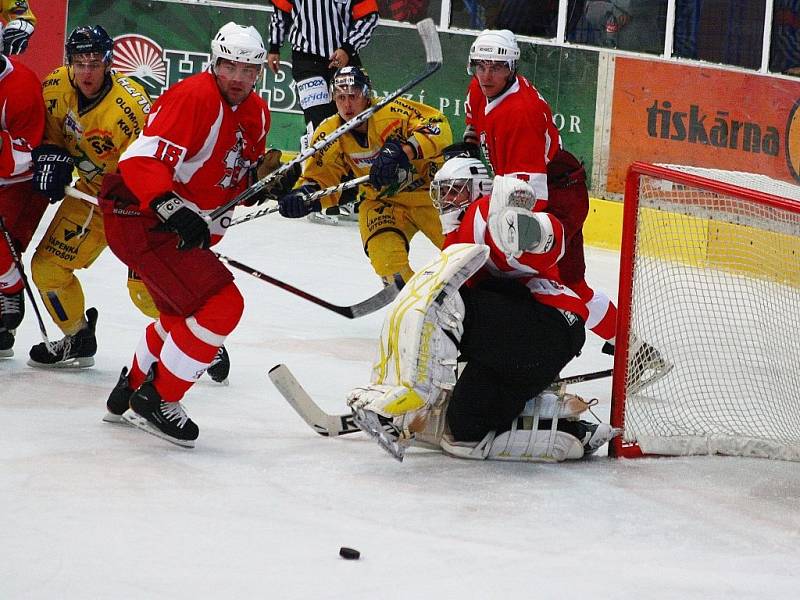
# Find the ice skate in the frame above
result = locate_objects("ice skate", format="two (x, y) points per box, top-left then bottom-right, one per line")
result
(103, 366), (134, 423)
(206, 345), (230, 384)
(0, 327), (14, 358)
(0, 288), (24, 330)
(28, 308), (98, 369)
(124, 379), (199, 448)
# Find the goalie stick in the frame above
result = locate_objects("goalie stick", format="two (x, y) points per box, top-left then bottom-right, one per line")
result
(208, 18), (442, 222)
(215, 253), (401, 318)
(268, 364), (614, 438)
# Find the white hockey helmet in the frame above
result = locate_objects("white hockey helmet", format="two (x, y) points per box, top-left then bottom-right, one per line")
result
(468, 29), (520, 74)
(211, 22), (266, 67)
(431, 157), (492, 232)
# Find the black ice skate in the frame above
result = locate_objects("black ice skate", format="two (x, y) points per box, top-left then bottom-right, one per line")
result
(103, 366), (134, 423)
(574, 420), (622, 455)
(28, 307), (98, 369)
(0, 289), (24, 330)
(124, 380), (199, 448)
(206, 345), (230, 384)
(0, 327), (14, 358)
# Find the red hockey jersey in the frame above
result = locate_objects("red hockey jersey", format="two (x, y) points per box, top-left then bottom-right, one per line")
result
(444, 195), (588, 321)
(0, 56), (44, 186)
(118, 71), (270, 239)
(465, 74), (561, 204)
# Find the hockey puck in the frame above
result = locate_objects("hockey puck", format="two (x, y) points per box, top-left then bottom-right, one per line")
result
(339, 546), (360, 560)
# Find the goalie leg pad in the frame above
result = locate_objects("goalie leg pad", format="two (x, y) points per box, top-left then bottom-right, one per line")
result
(370, 243), (490, 413)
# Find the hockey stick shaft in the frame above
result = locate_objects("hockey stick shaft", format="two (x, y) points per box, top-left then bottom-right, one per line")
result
(64, 186), (99, 205)
(0, 216), (50, 344)
(215, 253), (400, 318)
(229, 175), (369, 227)
(208, 18), (442, 222)
(271, 365), (614, 438)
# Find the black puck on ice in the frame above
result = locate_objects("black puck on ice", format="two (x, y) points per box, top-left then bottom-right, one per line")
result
(339, 546), (360, 560)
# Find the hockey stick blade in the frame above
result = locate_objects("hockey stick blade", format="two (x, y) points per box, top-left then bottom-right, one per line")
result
(268, 364), (359, 437)
(216, 253), (401, 318)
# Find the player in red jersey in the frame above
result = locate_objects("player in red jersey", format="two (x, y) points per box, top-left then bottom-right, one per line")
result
(461, 28), (618, 349)
(0, 24), (48, 357)
(98, 22), (271, 447)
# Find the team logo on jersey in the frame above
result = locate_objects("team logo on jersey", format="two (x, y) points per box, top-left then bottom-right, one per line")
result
(84, 128), (116, 160)
(218, 129), (255, 189)
(64, 111), (83, 139)
(112, 34), (167, 89)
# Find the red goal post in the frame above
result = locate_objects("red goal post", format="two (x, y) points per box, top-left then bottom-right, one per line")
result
(610, 162), (800, 460)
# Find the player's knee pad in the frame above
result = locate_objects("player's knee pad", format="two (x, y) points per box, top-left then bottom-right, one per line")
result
(30, 251), (72, 292)
(127, 271), (159, 320)
(193, 282), (244, 337)
(365, 229), (412, 282)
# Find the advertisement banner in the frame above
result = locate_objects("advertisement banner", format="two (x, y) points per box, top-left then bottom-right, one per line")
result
(67, 2), (598, 182)
(608, 56), (800, 192)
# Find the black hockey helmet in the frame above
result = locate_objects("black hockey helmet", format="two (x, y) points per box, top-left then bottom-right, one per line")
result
(330, 65), (372, 99)
(66, 25), (114, 64)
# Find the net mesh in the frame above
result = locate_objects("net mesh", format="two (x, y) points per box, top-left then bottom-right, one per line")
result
(621, 166), (800, 460)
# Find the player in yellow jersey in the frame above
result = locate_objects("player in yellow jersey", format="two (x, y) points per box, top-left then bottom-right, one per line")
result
(278, 66), (452, 284)
(27, 25), (158, 369)
(1, 0), (35, 55)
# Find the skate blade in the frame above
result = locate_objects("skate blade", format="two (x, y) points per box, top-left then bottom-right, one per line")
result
(0, 349), (13, 359)
(122, 410), (195, 448)
(306, 212), (339, 226)
(102, 412), (130, 424)
(27, 356), (95, 369)
(352, 409), (406, 462)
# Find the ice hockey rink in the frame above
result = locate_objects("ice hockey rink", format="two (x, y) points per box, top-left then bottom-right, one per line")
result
(2, 206), (799, 599)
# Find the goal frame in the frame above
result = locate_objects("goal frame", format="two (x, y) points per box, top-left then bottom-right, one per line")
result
(609, 161), (800, 458)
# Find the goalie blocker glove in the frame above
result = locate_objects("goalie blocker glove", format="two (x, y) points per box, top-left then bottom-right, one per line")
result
(278, 184), (321, 218)
(151, 194), (210, 250)
(31, 144), (74, 203)
(369, 139), (412, 189)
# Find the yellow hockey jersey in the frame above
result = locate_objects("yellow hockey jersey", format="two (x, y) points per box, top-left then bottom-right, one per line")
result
(41, 66), (151, 196)
(299, 96), (452, 208)
(1, 0), (35, 25)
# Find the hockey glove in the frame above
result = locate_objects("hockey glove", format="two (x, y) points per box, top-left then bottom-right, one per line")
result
(151, 194), (211, 250)
(31, 144), (74, 203)
(369, 140), (411, 189)
(278, 184), (321, 218)
(2, 20), (34, 55)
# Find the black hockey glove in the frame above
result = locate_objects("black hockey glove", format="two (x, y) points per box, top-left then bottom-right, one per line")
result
(278, 184), (321, 218)
(31, 144), (74, 203)
(442, 141), (481, 161)
(151, 194), (210, 250)
(2, 20), (33, 55)
(369, 139), (411, 189)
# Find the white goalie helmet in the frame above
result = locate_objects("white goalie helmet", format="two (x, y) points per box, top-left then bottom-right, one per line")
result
(468, 29), (520, 74)
(211, 22), (266, 67)
(431, 157), (493, 233)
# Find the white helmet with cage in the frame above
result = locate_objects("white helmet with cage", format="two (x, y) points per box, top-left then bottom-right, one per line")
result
(211, 22), (266, 68)
(467, 29), (520, 74)
(431, 157), (493, 233)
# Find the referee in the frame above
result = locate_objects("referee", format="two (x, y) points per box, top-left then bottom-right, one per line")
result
(268, 0), (379, 146)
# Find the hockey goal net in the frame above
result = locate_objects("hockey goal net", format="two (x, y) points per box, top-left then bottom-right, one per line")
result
(610, 162), (800, 460)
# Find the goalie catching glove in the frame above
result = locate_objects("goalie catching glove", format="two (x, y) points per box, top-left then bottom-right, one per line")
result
(487, 175), (556, 259)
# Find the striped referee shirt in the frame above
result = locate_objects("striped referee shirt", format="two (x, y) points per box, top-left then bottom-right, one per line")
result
(269, 0), (379, 60)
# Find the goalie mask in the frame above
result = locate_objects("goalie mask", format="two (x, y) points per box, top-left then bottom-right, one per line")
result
(467, 29), (519, 75)
(211, 22), (266, 67)
(430, 157), (492, 233)
(65, 25), (114, 65)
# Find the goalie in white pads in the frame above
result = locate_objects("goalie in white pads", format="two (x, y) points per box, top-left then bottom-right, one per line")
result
(347, 164), (619, 461)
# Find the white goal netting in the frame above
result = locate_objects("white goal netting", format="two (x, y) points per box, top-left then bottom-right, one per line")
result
(616, 164), (800, 460)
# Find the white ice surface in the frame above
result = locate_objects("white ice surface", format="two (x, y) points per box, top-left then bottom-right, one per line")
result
(2, 208), (799, 599)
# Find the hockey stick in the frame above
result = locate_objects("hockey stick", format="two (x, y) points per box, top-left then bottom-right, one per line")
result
(64, 186), (99, 205)
(215, 253), (401, 318)
(208, 18), (442, 222)
(229, 175), (370, 227)
(269, 364), (614, 438)
(0, 216), (50, 344)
